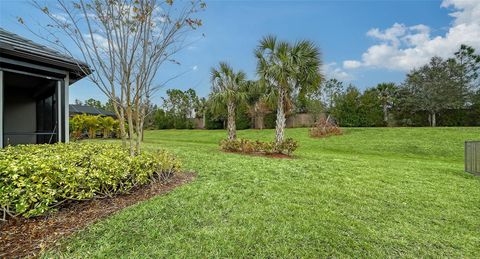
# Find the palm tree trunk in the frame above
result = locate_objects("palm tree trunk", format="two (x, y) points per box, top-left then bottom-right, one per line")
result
(258, 114), (264, 130)
(383, 104), (388, 123)
(275, 88), (286, 144)
(227, 101), (236, 140)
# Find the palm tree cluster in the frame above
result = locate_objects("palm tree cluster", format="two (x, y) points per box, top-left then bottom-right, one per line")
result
(210, 35), (323, 145)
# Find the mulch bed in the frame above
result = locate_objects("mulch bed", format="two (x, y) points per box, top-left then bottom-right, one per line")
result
(0, 172), (196, 258)
(223, 151), (294, 159)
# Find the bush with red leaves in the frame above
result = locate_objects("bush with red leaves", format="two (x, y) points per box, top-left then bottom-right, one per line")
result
(309, 116), (342, 138)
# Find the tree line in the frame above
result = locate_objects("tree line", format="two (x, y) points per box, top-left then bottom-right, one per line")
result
(329, 45), (480, 127)
(78, 44), (480, 130)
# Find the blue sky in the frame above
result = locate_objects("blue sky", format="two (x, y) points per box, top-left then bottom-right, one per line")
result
(1, 0), (479, 105)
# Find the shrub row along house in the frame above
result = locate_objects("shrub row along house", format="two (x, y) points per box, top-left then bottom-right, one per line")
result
(0, 28), (90, 147)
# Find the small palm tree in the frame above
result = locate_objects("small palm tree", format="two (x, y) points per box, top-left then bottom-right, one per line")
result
(210, 62), (247, 140)
(256, 35), (323, 144)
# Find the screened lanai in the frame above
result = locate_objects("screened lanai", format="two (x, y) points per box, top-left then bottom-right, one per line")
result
(0, 28), (90, 147)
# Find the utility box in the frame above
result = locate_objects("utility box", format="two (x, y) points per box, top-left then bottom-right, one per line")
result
(465, 141), (480, 175)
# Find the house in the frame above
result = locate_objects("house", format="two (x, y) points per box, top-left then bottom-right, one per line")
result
(69, 104), (117, 118)
(0, 28), (90, 147)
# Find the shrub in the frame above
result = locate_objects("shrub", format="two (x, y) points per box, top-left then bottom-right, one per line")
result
(309, 116), (342, 138)
(275, 138), (299, 155)
(0, 143), (181, 219)
(264, 112), (276, 129)
(70, 114), (121, 140)
(220, 138), (298, 156)
(99, 116), (116, 138)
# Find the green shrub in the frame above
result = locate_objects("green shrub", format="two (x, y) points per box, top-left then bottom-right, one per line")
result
(220, 138), (298, 156)
(264, 112), (276, 129)
(0, 143), (181, 219)
(236, 105), (251, 130)
(274, 138), (299, 155)
(205, 110), (224, 129)
(70, 114), (121, 140)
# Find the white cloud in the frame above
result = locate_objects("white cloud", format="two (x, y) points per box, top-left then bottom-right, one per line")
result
(343, 60), (362, 69)
(322, 62), (354, 81)
(84, 33), (111, 50)
(343, 0), (480, 71)
(51, 13), (68, 22)
(192, 65), (198, 71)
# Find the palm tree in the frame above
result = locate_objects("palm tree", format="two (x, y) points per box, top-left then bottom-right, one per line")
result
(242, 80), (275, 129)
(194, 97), (208, 129)
(210, 62), (247, 140)
(255, 35), (323, 144)
(376, 82), (396, 124)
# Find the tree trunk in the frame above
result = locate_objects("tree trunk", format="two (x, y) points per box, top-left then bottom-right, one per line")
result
(202, 113), (206, 129)
(126, 106), (135, 156)
(432, 112), (436, 127)
(227, 101), (236, 140)
(258, 114), (264, 130)
(135, 104), (145, 153)
(383, 104), (388, 124)
(275, 88), (286, 144)
(113, 104), (127, 148)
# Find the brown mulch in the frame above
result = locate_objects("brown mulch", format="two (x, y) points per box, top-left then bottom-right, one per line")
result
(0, 172), (196, 258)
(223, 151), (294, 159)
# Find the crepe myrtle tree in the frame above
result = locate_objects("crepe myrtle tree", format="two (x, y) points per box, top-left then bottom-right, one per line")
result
(255, 35), (323, 144)
(210, 62), (247, 140)
(21, 0), (205, 155)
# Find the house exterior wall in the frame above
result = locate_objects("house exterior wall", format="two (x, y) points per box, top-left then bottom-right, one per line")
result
(3, 93), (37, 145)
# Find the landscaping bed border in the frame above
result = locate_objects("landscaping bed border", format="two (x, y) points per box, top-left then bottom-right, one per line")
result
(0, 172), (196, 258)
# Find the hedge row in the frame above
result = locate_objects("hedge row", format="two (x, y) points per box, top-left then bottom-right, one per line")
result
(0, 143), (181, 218)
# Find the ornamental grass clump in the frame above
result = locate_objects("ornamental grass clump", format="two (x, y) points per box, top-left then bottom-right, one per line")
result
(309, 116), (342, 138)
(0, 143), (181, 219)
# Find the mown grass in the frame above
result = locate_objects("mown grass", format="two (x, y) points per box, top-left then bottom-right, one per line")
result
(47, 128), (480, 257)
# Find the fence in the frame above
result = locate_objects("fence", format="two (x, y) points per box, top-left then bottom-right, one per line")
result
(465, 141), (480, 175)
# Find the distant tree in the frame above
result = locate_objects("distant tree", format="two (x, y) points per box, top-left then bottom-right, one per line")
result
(74, 99), (83, 105)
(303, 83), (325, 123)
(331, 85), (362, 126)
(305, 98), (324, 123)
(104, 99), (116, 113)
(360, 88), (384, 126)
(256, 36), (323, 144)
(84, 98), (104, 110)
(403, 56), (465, 127)
(161, 88), (198, 129)
(153, 108), (172, 129)
(194, 97), (208, 129)
(375, 82), (397, 124)
(185, 88), (199, 120)
(322, 78), (344, 111)
(454, 44), (480, 93)
(210, 62), (246, 140)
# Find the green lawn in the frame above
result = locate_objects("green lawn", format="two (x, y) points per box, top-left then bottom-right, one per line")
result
(49, 128), (480, 257)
